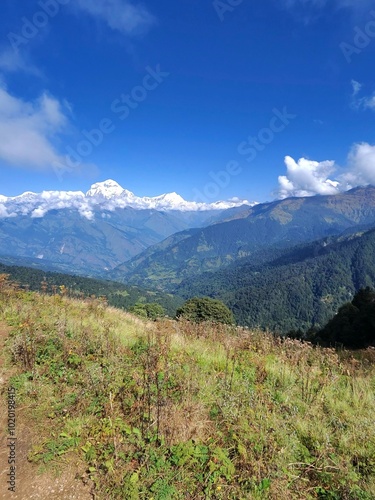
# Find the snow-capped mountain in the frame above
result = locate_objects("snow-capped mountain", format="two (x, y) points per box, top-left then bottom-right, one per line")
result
(0, 180), (256, 220)
(0, 180), (257, 276)
(86, 179), (128, 199)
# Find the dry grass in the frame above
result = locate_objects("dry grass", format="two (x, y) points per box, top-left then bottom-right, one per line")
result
(0, 275), (374, 499)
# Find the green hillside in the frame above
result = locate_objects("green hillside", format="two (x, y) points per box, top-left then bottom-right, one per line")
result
(176, 228), (375, 333)
(0, 262), (182, 317)
(0, 206), (219, 276)
(1, 276), (375, 499)
(112, 187), (375, 290)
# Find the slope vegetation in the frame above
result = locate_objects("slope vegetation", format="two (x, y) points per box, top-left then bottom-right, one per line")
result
(177, 227), (375, 332)
(1, 276), (374, 499)
(0, 262), (182, 316)
(114, 187), (375, 289)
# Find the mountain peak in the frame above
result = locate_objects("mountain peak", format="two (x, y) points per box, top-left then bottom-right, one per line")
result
(0, 179), (257, 219)
(86, 179), (126, 199)
(347, 185), (375, 194)
(159, 192), (185, 203)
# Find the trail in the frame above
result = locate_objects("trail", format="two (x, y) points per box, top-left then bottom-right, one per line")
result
(0, 323), (93, 500)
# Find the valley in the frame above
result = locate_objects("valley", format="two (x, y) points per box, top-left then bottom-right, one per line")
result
(2, 3), (375, 498)
(2, 184), (375, 336)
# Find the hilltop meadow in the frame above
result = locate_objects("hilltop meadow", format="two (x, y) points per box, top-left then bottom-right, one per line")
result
(0, 275), (375, 499)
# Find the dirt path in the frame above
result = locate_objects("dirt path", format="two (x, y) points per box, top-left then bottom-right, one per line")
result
(0, 323), (93, 500)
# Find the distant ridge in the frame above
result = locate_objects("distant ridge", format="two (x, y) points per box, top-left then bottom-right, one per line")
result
(0, 179), (256, 219)
(112, 186), (375, 289)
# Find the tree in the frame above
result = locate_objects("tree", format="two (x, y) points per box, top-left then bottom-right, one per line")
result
(352, 286), (375, 309)
(130, 302), (166, 320)
(318, 303), (359, 347)
(317, 288), (375, 349)
(176, 297), (235, 325)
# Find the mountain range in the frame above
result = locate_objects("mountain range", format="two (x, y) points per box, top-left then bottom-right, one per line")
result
(0, 180), (254, 274)
(112, 186), (375, 290)
(176, 226), (375, 332)
(0, 179), (254, 218)
(2, 181), (375, 334)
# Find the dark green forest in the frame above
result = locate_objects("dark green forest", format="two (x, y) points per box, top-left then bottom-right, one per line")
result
(313, 287), (375, 349)
(0, 262), (182, 316)
(176, 228), (375, 333)
(2, 226), (375, 345)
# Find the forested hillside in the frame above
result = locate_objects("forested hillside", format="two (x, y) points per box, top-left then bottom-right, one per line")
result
(314, 287), (375, 349)
(113, 187), (375, 290)
(177, 228), (375, 332)
(0, 262), (182, 316)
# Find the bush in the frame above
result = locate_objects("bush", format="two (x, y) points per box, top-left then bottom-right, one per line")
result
(129, 302), (166, 320)
(176, 297), (235, 325)
(317, 287), (375, 349)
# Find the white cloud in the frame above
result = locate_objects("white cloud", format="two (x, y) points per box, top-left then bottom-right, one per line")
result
(0, 204), (11, 218)
(31, 207), (47, 218)
(350, 80), (375, 111)
(343, 143), (375, 187)
(277, 156), (340, 198)
(74, 0), (156, 35)
(0, 47), (41, 76)
(351, 79), (362, 97)
(363, 96), (375, 111)
(277, 142), (375, 198)
(0, 83), (70, 170)
(0, 180), (256, 220)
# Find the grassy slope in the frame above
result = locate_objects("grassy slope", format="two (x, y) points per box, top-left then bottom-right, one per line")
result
(0, 262), (183, 317)
(1, 276), (375, 499)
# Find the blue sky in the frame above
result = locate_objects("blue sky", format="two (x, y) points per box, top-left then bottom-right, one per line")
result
(1, 0), (375, 203)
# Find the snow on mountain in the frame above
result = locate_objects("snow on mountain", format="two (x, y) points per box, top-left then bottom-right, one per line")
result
(0, 180), (257, 219)
(86, 179), (128, 199)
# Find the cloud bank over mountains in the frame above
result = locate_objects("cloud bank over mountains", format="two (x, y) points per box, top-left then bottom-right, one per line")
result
(0, 180), (255, 220)
(2, 141), (375, 221)
(277, 142), (375, 199)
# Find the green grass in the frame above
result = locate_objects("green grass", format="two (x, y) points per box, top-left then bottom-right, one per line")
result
(1, 274), (375, 499)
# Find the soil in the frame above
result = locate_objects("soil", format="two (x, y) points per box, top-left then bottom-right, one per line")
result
(0, 323), (94, 500)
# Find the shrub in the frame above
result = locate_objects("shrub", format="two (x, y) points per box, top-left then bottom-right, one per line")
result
(130, 302), (166, 320)
(176, 297), (235, 325)
(317, 287), (375, 348)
